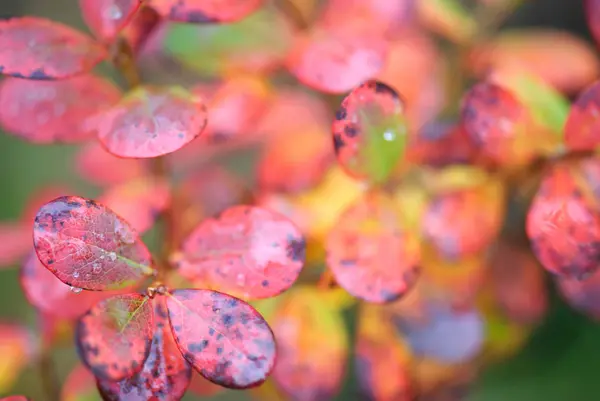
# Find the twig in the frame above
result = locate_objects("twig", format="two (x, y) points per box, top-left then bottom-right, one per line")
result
(39, 350), (60, 401)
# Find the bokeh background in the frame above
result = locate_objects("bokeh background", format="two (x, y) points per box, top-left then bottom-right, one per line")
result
(0, 0), (598, 400)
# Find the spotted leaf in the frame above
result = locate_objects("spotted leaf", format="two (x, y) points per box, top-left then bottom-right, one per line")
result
(356, 304), (412, 401)
(166, 289), (276, 389)
(97, 298), (191, 400)
(149, 0), (264, 23)
(100, 177), (171, 234)
(0, 75), (120, 144)
(271, 287), (348, 401)
(326, 192), (420, 303)
(97, 86), (207, 158)
(33, 196), (155, 291)
(76, 293), (154, 381)
(20, 252), (110, 320)
(0, 17), (106, 80)
(175, 206), (305, 300)
(557, 268), (600, 319)
(76, 142), (148, 187)
(61, 363), (103, 401)
(565, 80), (600, 151)
(80, 0), (142, 41)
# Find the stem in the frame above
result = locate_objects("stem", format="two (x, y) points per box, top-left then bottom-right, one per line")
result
(317, 268), (335, 290)
(39, 350), (60, 401)
(111, 37), (177, 282)
(274, 0), (309, 30)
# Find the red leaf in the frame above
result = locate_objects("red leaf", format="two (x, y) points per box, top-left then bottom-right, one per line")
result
(61, 363), (102, 401)
(76, 142), (148, 187)
(97, 298), (191, 400)
(326, 193), (420, 303)
(100, 177), (171, 234)
(0, 75), (120, 144)
(122, 5), (162, 54)
(587, 0), (600, 48)
(97, 86), (207, 158)
(76, 293), (154, 381)
(355, 304), (412, 401)
(21, 185), (74, 225)
(564, 80), (600, 151)
(80, 0), (142, 41)
(0, 397), (30, 401)
(557, 268), (600, 319)
(166, 289), (276, 389)
(460, 81), (532, 167)
(271, 287), (348, 401)
(175, 206), (306, 300)
(527, 159), (600, 279)
(33, 196), (155, 291)
(149, 0), (264, 23)
(0, 222), (32, 267)
(287, 25), (389, 94)
(21, 252), (111, 319)
(0, 17), (106, 80)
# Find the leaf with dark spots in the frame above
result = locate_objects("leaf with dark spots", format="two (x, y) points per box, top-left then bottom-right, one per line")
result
(97, 298), (191, 400)
(355, 304), (412, 401)
(565, 80), (600, 151)
(61, 363), (103, 401)
(33, 196), (155, 291)
(96, 85), (207, 158)
(271, 287), (348, 401)
(100, 177), (171, 234)
(76, 142), (148, 187)
(76, 293), (154, 381)
(0, 75), (121, 144)
(79, 0), (142, 41)
(0, 17), (106, 80)
(166, 289), (276, 389)
(20, 252), (112, 320)
(149, 0), (264, 23)
(326, 193), (420, 304)
(176, 205), (305, 300)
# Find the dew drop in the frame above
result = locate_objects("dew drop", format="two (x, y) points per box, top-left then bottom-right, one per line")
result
(73, 271), (80, 279)
(70, 286), (83, 294)
(92, 263), (101, 273)
(104, 4), (123, 20)
(108, 252), (117, 262)
(236, 273), (247, 286)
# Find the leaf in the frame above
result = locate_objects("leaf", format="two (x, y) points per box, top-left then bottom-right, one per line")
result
(149, 0), (264, 23)
(326, 192), (420, 303)
(97, 298), (192, 400)
(20, 252), (110, 320)
(76, 293), (155, 381)
(166, 289), (276, 389)
(21, 185), (75, 226)
(287, 26), (389, 94)
(79, 0), (143, 41)
(61, 363), (103, 401)
(332, 80), (409, 184)
(175, 205), (306, 300)
(557, 268), (600, 319)
(258, 127), (334, 193)
(0, 397), (30, 401)
(0, 17), (106, 80)
(355, 304), (412, 401)
(100, 177), (171, 234)
(394, 301), (485, 364)
(587, 0), (600, 48)
(470, 29), (600, 94)
(164, 5), (293, 77)
(121, 5), (162, 54)
(564, 80), (600, 151)
(33, 196), (155, 291)
(76, 142), (148, 187)
(0, 75), (121, 144)
(96, 85), (207, 158)
(187, 373), (224, 397)
(0, 222), (32, 267)
(271, 286), (348, 401)
(0, 325), (36, 394)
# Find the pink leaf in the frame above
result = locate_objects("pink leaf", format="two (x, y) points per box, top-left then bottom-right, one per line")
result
(33, 196), (155, 291)
(149, 0), (264, 23)
(0, 17), (106, 80)
(166, 289), (276, 389)
(97, 298), (192, 400)
(76, 142), (148, 187)
(97, 86), (207, 158)
(80, 0), (143, 41)
(175, 205), (306, 300)
(0, 75), (120, 143)
(61, 363), (102, 401)
(0, 223), (32, 267)
(76, 293), (154, 381)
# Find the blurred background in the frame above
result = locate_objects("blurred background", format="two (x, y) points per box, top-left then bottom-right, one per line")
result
(0, 0), (599, 400)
